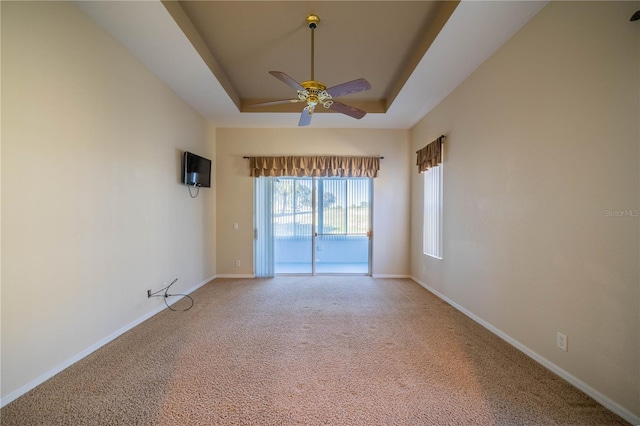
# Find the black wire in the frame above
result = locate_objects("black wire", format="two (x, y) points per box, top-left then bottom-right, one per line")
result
(149, 278), (194, 312)
(164, 293), (194, 312)
(188, 185), (200, 198)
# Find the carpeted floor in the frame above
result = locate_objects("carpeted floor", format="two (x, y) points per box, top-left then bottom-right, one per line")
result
(0, 277), (629, 425)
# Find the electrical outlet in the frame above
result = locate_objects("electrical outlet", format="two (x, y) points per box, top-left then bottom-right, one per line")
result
(235, 260), (241, 267)
(557, 332), (568, 351)
(147, 289), (152, 298)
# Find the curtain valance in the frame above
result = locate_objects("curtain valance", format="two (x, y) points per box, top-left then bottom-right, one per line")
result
(248, 156), (380, 178)
(416, 136), (444, 173)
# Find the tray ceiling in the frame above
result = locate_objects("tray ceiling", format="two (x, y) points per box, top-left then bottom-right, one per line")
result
(77, 1), (548, 128)
(172, 1), (454, 115)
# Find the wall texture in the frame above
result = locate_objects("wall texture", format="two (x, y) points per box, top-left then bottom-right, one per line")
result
(215, 128), (410, 277)
(1, 1), (216, 401)
(410, 1), (639, 418)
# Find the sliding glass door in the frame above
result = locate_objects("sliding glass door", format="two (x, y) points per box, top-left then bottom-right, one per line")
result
(257, 177), (371, 275)
(313, 178), (371, 274)
(272, 178), (314, 274)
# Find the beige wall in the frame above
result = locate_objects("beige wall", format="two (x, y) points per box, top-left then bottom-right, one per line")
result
(216, 128), (410, 277)
(410, 1), (639, 417)
(1, 2), (216, 400)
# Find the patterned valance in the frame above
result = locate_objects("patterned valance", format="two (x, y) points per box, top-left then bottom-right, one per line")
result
(248, 156), (380, 178)
(416, 136), (445, 173)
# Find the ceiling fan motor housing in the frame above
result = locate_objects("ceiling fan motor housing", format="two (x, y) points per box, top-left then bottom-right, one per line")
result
(298, 80), (333, 110)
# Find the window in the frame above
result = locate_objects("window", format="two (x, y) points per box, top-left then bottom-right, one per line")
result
(423, 163), (442, 259)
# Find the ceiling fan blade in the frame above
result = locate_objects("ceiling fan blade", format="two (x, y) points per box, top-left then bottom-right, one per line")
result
(269, 71), (304, 91)
(329, 101), (367, 119)
(326, 78), (371, 98)
(250, 99), (303, 107)
(298, 107), (313, 127)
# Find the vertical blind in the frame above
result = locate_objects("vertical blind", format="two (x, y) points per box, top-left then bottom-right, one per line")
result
(423, 165), (443, 259)
(418, 135), (445, 259)
(317, 178), (370, 236)
(254, 177), (275, 277)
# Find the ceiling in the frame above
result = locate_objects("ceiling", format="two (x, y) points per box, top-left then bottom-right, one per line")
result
(173, 1), (452, 113)
(76, 1), (548, 129)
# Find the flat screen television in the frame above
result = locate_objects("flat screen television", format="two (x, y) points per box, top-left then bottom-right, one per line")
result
(183, 151), (212, 188)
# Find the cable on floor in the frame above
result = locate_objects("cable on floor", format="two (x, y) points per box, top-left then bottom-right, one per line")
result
(148, 278), (194, 311)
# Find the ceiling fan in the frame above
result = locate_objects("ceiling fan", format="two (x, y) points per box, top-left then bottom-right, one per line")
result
(251, 14), (372, 126)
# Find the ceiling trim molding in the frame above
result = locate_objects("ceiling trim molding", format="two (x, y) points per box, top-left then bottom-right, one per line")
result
(161, 1), (241, 111)
(385, 0), (459, 110)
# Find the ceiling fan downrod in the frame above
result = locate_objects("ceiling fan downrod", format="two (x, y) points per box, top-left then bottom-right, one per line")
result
(298, 14), (330, 116)
(307, 14), (320, 81)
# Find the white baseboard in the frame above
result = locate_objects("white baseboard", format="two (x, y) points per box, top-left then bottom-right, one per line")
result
(0, 274), (216, 408)
(372, 274), (411, 279)
(410, 276), (640, 425)
(216, 274), (256, 278)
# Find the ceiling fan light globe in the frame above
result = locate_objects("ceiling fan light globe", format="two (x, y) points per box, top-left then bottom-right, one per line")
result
(318, 90), (331, 100)
(297, 91), (309, 101)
